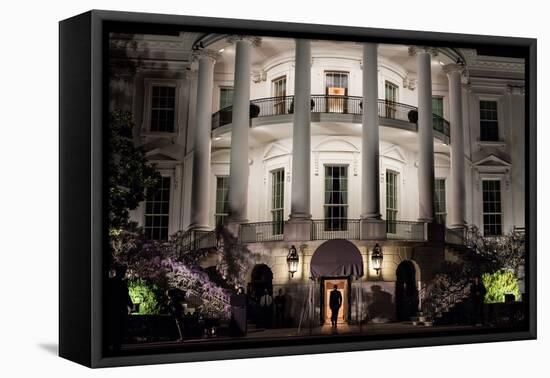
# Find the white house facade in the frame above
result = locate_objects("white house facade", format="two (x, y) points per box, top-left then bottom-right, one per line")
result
(110, 32), (526, 325)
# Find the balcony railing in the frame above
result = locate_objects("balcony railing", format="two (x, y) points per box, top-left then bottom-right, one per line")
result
(311, 219), (361, 240)
(238, 221), (284, 243)
(211, 95), (450, 139)
(386, 220), (426, 241)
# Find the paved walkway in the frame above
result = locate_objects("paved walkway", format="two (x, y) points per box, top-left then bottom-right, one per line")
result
(120, 322), (484, 354)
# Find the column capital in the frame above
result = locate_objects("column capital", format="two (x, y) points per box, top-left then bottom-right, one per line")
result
(226, 35), (262, 47)
(507, 84), (525, 95)
(192, 48), (220, 63)
(442, 63), (466, 76)
(408, 46), (439, 57)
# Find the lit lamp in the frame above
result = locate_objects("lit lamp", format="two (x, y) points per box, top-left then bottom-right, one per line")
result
(287, 245), (299, 277)
(371, 243), (383, 275)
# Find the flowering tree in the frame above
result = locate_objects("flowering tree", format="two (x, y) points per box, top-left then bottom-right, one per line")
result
(110, 227), (232, 319)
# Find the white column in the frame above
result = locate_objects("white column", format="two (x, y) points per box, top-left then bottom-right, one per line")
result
(509, 85), (525, 228)
(361, 43), (381, 220)
(411, 47), (436, 222)
(228, 37), (259, 223)
(445, 64), (466, 228)
(289, 39), (312, 221)
(189, 50), (218, 230)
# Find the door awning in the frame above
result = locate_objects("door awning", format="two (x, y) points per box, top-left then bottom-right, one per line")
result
(310, 239), (364, 278)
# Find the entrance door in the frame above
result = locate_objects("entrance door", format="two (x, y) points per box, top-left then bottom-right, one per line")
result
(395, 261), (419, 321)
(323, 278), (348, 324)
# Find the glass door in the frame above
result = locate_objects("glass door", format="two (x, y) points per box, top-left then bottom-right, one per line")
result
(325, 71), (349, 113)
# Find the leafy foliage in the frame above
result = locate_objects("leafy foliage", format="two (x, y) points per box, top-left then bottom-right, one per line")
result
(108, 110), (160, 230)
(482, 271), (520, 304)
(128, 278), (162, 315)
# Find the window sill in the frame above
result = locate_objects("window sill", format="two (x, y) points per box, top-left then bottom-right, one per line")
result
(477, 140), (506, 148)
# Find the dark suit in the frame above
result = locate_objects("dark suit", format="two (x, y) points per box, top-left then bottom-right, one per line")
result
(329, 289), (342, 326)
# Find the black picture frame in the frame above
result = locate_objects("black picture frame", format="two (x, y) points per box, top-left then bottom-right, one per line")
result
(59, 9), (537, 368)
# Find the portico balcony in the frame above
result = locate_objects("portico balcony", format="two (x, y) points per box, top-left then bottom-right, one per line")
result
(212, 95), (450, 143)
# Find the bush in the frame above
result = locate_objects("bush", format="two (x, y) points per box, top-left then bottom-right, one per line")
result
(482, 271), (520, 304)
(128, 278), (162, 315)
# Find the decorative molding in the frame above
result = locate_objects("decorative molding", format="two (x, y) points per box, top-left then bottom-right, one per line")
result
(252, 70), (267, 83)
(403, 76), (417, 90)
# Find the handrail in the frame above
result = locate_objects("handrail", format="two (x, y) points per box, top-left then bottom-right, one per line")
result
(211, 95), (451, 140)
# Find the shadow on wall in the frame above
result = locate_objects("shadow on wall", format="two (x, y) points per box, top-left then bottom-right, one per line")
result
(367, 285), (394, 322)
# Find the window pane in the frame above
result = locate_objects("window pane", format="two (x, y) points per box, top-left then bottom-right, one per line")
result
(150, 85), (176, 132)
(144, 176), (171, 240)
(482, 180), (502, 236)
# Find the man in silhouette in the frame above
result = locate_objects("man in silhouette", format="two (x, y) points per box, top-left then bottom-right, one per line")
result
(470, 276), (487, 326)
(274, 288), (286, 328)
(259, 288), (273, 328)
(329, 284), (342, 328)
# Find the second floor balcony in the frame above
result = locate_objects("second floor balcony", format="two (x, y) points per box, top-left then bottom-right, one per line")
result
(212, 95), (451, 143)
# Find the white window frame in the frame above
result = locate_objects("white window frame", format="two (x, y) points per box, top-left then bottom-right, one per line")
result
(143, 174), (173, 240)
(142, 79), (180, 135)
(481, 178), (503, 236)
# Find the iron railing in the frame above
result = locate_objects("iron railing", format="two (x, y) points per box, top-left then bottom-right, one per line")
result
(238, 221), (285, 243)
(386, 220), (426, 241)
(311, 219), (361, 240)
(179, 229), (218, 257)
(211, 95), (451, 139)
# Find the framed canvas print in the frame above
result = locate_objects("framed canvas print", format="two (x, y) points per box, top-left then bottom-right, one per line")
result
(59, 10), (537, 368)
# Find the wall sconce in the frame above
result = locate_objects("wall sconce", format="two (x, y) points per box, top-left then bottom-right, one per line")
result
(371, 243), (383, 275)
(287, 245), (299, 278)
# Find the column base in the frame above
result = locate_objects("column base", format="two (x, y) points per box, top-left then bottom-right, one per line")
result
(360, 218), (386, 240)
(225, 221), (242, 239)
(284, 218), (312, 242)
(427, 223), (445, 243)
(187, 223), (212, 232)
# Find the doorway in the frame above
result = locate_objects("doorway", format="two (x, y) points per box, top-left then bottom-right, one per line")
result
(321, 278), (350, 324)
(395, 261), (419, 321)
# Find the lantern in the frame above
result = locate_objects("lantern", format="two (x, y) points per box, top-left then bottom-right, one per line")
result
(287, 245), (299, 277)
(371, 243), (383, 275)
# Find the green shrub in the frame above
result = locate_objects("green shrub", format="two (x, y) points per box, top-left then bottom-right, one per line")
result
(482, 270), (520, 304)
(128, 278), (162, 315)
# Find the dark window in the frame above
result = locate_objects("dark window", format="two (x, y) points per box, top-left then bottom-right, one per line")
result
(386, 170), (398, 233)
(215, 176), (230, 227)
(482, 180), (502, 236)
(434, 179), (446, 225)
(480, 100), (499, 141)
(432, 96), (444, 133)
(271, 169), (285, 235)
(219, 87), (233, 109)
(144, 176), (171, 240)
(150, 85), (176, 132)
(324, 165), (348, 231)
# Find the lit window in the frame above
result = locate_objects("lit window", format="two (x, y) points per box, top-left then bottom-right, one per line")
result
(150, 85), (176, 132)
(482, 180), (502, 236)
(215, 176), (230, 227)
(434, 179), (447, 225)
(480, 100), (499, 141)
(386, 170), (398, 233)
(324, 165), (348, 231)
(271, 169), (285, 235)
(144, 176), (171, 240)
